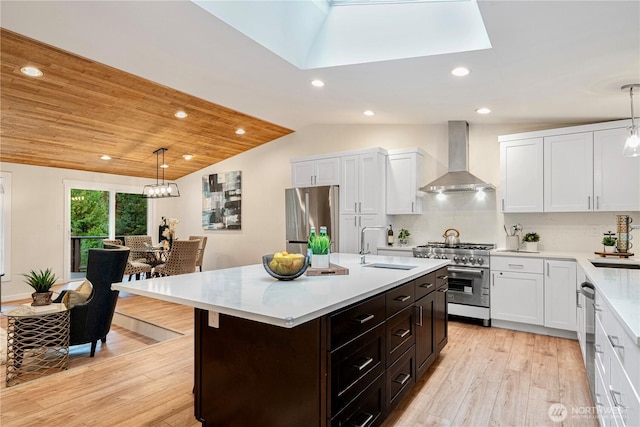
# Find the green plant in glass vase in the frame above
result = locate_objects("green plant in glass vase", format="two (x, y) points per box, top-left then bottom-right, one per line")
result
(398, 229), (411, 246)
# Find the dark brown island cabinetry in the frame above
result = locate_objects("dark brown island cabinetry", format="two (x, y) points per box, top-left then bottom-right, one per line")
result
(194, 266), (449, 427)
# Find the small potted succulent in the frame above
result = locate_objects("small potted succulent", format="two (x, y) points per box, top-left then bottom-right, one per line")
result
(23, 268), (59, 306)
(602, 236), (617, 253)
(522, 232), (540, 252)
(398, 229), (411, 246)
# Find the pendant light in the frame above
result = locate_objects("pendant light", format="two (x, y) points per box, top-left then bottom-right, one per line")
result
(622, 84), (640, 157)
(142, 148), (180, 198)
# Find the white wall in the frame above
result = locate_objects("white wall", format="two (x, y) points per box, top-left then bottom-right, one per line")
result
(3, 122), (637, 301)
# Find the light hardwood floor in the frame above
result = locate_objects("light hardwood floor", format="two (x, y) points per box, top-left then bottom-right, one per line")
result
(1, 294), (596, 427)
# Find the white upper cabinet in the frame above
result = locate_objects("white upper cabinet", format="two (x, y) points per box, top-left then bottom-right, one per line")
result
(500, 119), (639, 213)
(340, 150), (386, 215)
(594, 127), (640, 211)
(544, 132), (594, 212)
(499, 138), (544, 212)
(386, 148), (424, 215)
(290, 157), (340, 187)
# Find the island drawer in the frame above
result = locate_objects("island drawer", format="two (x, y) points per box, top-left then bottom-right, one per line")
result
(435, 267), (448, 287)
(331, 374), (385, 427)
(386, 346), (416, 412)
(329, 294), (386, 350)
(386, 281), (415, 317)
(386, 305), (415, 367)
(328, 322), (385, 417)
(415, 271), (437, 300)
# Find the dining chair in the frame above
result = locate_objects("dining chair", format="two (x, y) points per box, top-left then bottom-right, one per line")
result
(124, 235), (153, 263)
(154, 239), (200, 277)
(103, 239), (152, 280)
(189, 235), (208, 272)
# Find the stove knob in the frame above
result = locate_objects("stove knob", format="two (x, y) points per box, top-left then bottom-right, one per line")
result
(461, 256), (468, 263)
(453, 255), (459, 262)
(477, 258), (484, 265)
(440, 255), (448, 260)
(469, 257), (476, 264)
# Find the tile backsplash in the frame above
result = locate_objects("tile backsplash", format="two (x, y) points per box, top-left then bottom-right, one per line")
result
(390, 192), (639, 253)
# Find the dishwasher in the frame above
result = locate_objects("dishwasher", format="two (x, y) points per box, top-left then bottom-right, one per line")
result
(580, 281), (596, 402)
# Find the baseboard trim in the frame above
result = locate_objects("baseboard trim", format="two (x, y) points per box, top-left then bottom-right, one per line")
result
(491, 319), (577, 340)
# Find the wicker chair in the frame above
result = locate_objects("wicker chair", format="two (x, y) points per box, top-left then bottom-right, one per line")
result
(124, 235), (152, 263)
(154, 239), (200, 277)
(189, 235), (208, 272)
(103, 239), (152, 280)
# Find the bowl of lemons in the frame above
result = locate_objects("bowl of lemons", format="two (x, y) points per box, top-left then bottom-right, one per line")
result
(262, 252), (309, 280)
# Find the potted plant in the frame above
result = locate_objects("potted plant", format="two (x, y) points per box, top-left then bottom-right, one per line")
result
(522, 232), (540, 252)
(602, 236), (617, 253)
(23, 268), (59, 306)
(398, 229), (411, 246)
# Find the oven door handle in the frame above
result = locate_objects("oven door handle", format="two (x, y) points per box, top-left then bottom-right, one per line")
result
(448, 267), (484, 277)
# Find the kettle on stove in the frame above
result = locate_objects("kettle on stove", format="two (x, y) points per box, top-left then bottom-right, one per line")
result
(443, 228), (460, 247)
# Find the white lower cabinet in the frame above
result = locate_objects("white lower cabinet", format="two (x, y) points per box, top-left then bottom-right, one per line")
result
(491, 257), (578, 332)
(544, 260), (577, 331)
(491, 257), (544, 325)
(595, 290), (640, 427)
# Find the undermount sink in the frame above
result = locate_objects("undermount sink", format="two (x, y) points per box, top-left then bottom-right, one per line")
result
(363, 263), (417, 270)
(590, 261), (640, 270)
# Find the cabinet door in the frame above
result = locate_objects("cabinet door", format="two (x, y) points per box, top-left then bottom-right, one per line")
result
(500, 138), (543, 212)
(491, 270), (544, 325)
(339, 215), (360, 254)
(340, 155), (359, 214)
(594, 127), (640, 211)
(434, 283), (448, 354)
(291, 160), (316, 187)
(315, 157), (340, 186)
(544, 132), (594, 212)
(415, 292), (435, 378)
(359, 152), (385, 215)
(544, 260), (577, 331)
(386, 152), (422, 215)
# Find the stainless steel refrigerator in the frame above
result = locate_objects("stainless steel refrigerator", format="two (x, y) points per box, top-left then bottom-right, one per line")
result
(285, 186), (339, 255)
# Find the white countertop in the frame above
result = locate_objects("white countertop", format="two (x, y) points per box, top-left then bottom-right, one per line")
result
(113, 253), (448, 328)
(491, 249), (640, 346)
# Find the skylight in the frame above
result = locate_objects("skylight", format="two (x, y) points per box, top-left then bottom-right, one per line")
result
(192, 0), (490, 69)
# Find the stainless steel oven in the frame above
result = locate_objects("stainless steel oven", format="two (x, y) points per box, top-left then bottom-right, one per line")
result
(413, 242), (494, 326)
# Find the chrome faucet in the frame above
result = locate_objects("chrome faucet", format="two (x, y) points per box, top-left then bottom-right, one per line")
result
(360, 226), (390, 264)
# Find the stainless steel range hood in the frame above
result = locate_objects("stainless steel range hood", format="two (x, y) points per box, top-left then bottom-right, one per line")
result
(419, 121), (495, 193)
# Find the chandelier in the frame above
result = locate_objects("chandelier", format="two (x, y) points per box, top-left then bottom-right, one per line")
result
(142, 148), (180, 198)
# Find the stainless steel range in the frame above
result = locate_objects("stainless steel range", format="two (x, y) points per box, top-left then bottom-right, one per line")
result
(413, 242), (495, 326)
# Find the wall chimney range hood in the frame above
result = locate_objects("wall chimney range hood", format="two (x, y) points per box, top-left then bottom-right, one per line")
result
(419, 121), (495, 193)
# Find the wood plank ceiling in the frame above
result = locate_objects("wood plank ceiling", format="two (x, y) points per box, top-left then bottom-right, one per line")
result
(0, 29), (294, 180)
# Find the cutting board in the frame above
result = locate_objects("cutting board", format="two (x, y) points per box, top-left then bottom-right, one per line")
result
(306, 263), (349, 276)
(593, 251), (635, 259)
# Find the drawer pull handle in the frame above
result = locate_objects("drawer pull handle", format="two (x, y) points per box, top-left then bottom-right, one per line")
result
(438, 288), (448, 293)
(394, 295), (411, 302)
(593, 303), (602, 312)
(610, 389), (626, 409)
(353, 357), (374, 371)
(419, 283), (434, 289)
(415, 306), (423, 326)
(353, 314), (375, 324)
(437, 275), (448, 280)
(394, 329), (410, 338)
(595, 344), (604, 355)
(350, 412), (374, 427)
(393, 373), (411, 386)
(608, 335), (624, 350)
(507, 264), (524, 269)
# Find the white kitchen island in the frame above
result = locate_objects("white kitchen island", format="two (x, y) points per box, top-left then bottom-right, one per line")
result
(113, 253), (449, 426)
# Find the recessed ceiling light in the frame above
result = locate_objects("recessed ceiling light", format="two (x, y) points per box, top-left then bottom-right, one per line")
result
(475, 107), (492, 114)
(311, 79), (325, 87)
(363, 110), (375, 116)
(451, 67), (470, 77)
(175, 111), (188, 119)
(160, 164), (169, 169)
(100, 155), (111, 161)
(235, 128), (246, 135)
(20, 66), (43, 77)
(183, 154), (194, 160)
